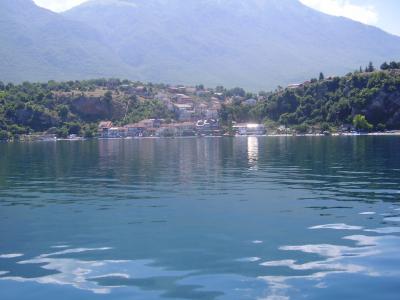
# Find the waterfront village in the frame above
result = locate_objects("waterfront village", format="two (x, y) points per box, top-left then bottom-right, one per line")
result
(96, 84), (267, 138)
(98, 120), (266, 138)
(12, 78), (400, 143)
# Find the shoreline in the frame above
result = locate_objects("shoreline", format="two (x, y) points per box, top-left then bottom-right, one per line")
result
(2, 131), (400, 143)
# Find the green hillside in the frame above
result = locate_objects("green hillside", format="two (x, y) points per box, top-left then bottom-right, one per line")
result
(220, 64), (400, 132)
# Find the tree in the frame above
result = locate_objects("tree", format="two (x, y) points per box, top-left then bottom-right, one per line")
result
(103, 91), (113, 104)
(389, 61), (399, 69)
(366, 61), (375, 73)
(0, 130), (10, 140)
(353, 114), (373, 132)
(227, 87), (245, 97)
(319, 72), (325, 81)
(380, 62), (389, 70)
(83, 125), (96, 138)
(56, 127), (68, 138)
(57, 105), (69, 121)
(320, 122), (330, 132)
(293, 124), (308, 134)
(215, 86), (225, 93)
(376, 123), (386, 132)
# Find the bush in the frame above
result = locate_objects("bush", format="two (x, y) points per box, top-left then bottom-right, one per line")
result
(353, 114), (373, 132)
(0, 130), (10, 140)
(292, 124), (308, 134)
(56, 127), (68, 138)
(320, 122), (331, 132)
(376, 123), (386, 132)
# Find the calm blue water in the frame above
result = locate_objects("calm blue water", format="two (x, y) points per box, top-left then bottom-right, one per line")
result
(0, 137), (400, 300)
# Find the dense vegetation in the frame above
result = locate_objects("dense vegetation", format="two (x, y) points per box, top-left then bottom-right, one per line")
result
(220, 66), (400, 132)
(0, 79), (173, 140)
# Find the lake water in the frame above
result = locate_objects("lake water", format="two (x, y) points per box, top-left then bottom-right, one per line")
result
(0, 137), (400, 300)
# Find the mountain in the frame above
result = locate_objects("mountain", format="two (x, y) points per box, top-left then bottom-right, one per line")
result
(0, 0), (133, 82)
(63, 0), (400, 90)
(2, 0), (400, 90)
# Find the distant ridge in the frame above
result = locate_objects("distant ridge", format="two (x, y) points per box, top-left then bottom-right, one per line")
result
(0, 0), (133, 82)
(1, 0), (400, 90)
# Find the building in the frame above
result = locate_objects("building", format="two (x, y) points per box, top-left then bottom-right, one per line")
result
(340, 124), (356, 132)
(175, 94), (193, 104)
(98, 121), (113, 138)
(167, 86), (180, 93)
(233, 124), (266, 136)
(103, 127), (127, 138)
(185, 87), (197, 94)
(174, 103), (195, 121)
(156, 122), (196, 137)
(205, 109), (219, 119)
(174, 122), (196, 136)
(125, 124), (146, 137)
(196, 119), (221, 135)
(124, 119), (164, 137)
(287, 83), (302, 89)
(243, 98), (257, 106)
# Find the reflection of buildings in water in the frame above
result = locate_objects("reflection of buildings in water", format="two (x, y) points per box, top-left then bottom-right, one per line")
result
(247, 137), (259, 167)
(97, 138), (224, 186)
(178, 138), (222, 184)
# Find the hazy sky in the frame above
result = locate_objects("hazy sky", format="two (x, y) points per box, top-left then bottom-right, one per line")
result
(33, 0), (400, 36)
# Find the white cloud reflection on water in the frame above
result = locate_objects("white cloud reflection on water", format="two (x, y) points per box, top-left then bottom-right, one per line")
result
(258, 225), (400, 300)
(1, 221), (400, 299)
(309, 223), (363, 230)
(1, 247), (190, 295)
(0, 253), (24, 259)
(1, 231), (400, 299)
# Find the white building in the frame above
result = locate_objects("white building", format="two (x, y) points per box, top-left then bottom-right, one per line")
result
(233, 123), (266, 136)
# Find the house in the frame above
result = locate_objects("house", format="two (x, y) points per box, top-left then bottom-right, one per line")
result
(156, 125), (177, 137)
(99, 121), (113, 129)
(175, 94), (193, 104)
(125, 124), (146, 137)
(105, 127), (127, 138)
(340, 124), (356, 132)
(167, 86), (180, 93)
(174, 103), (195, 121)
(233, 123), (266, 136)
(156, 122), (196, 137)
(137, 119), (163, 128)
(213, 92), (224, 100)
(135, 86), (147, 94)
(288, 81), (311, 90)
(98, 121), (113, 138)
(177, 86), (187, 93)
(205, 109), (219, 119)
(156, 92), (170, 103)
(287, 83), (302, 89)
(211, 101), (222, 110)
(185, 87), (197, 94)
(196, 119), (220, 135)
(243, 98), (257, 106)
(174, 122), (196, 136)
(196, 90), (211, 97)
(124, 119), (164, 137)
